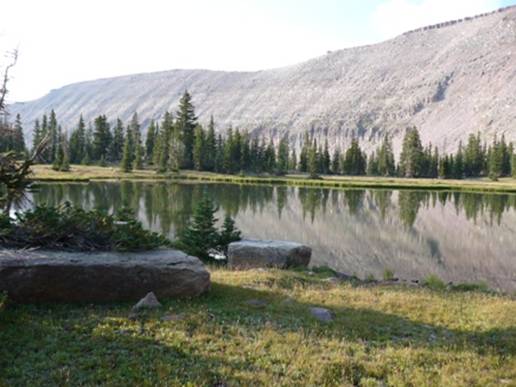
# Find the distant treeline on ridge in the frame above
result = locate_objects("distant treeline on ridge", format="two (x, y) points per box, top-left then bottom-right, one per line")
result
(1, 90), (515, 180)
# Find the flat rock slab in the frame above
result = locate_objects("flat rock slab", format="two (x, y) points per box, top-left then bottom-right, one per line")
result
(0, 249), (210, 303)
(228, 240), (311, 269)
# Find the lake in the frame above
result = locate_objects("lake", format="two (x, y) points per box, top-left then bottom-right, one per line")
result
(29, 181), (516, 292)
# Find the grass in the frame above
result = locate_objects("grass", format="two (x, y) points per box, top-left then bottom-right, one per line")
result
(30, 164), (516, 193)
(1, 268), (515, 386)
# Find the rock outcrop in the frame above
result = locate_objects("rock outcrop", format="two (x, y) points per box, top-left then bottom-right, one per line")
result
(9, 6), (516, 155)
(228, 240), (311, 269)
(0, 249), (210, 303)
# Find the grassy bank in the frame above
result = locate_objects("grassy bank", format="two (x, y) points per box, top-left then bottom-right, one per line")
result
(30, 164), (516, 193)
(1, 268), (515, 386)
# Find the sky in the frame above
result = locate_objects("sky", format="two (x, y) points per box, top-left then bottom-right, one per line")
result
(1, 0), (515, 102)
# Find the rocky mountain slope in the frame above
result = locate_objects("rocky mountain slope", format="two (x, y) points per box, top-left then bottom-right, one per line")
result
(9, 6), (516, 154)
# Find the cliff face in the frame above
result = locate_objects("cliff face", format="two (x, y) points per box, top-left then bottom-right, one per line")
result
(9, 6), (516, 154)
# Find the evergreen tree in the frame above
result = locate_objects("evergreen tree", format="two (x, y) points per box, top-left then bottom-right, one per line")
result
(218, 215), (242, 254)
(168, 120), (183, 172)
(155, 112), (173, 172)
(204, 116), (217, 171)
(464, 132), (484, 177)
(145, 120), (157, 164)
(92, 115), (112, 162)
(276, 136), (289, 175)
(111, 118), (125, 162)
(299, 132), (310, 172)
(82, 124), (94, 165)
(307, 141), (319, 179)
(399, 127), (424, 178)
(69, 115), (86, 164)
(453, 142), (465, 179)
(367, 151), (379, 176)
(342, 138), (366, 175)
(176, 90), (197, 169)
(331, 148), (341, 174)
(377, 134), (396, 176)
(488, 135), (503, 180)
(48, 110), (58, 163)
(193, 124), (205, 171)
(178, 196), (220, 262)
(12, 114), (26, 154)
(120, 132), (133, 173)
(322, 139), (331, 174)
(32, 119), (42, 153)
(128, 113), (143, 170)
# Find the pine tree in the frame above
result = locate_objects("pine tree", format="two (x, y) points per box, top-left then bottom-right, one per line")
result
(145, 120), (157, 164)
(399, 127), (423, 178)
(155, 112), (173, 172)
(322, 139), (331, 174)
(331, 148), (341, 174)
(48, 110), (58, 163)
(342, 138), (366, 175)
(92, 115), (112, 163)
(276, 136), (289, 175)
(32, 119), (42, 153)
(299, 132), (310, 172)
(176, 90), (197, 169)
(193, 124), (205, 171)
(204, 116), (217, 171)
(178, 196), (220, 262)
(12, 114), (26, 154)
(60, 133), (70, 172)
(377, 134), (396, 176)
(111, 118), (125, 163)
(168, 120), (183, 172)
(453, 142), (465, 179)
(128, 113), (143, 170)
(69, 115), (86, 164)
(307, 141), (319, 179)
(120, 132), (133, 173)
(218, 215), (242, 253)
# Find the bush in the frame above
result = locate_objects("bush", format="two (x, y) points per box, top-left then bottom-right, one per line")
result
(1, 203), (170, 252)
(177, 196), (241, 262)
(423, 274), (447, 291)
(383, 269), (395, 281)
(450, 282), (489, 292)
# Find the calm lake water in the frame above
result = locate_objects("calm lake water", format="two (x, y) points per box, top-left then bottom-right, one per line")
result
(29, 181), (516, 292)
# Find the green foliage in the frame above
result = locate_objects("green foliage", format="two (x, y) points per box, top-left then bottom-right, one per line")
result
(383, 269), (395, 281)
(120, 131), (133, 173)
(218, 215), (242, 253)
(1, 203), (169, 252)
(450, 282), (489, 292)
(177, 197), (241, 262)
(399, 127), (424, 177)
(423, 274), (447, 291)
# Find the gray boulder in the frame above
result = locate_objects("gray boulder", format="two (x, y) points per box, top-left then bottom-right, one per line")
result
(0, 249), (210, 303)
(228, 240), (311, 269)
(132, 292), (162, 311)
(310, 307), (334, 322)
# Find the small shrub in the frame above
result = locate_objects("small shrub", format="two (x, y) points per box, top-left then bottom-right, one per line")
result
(1, 203), (170, 252)
(451, 282), (489, 292)
(383, 269), (395, 281)
(423, 274), (446, 291)
(365, 273), (376, 282)
(177, 197), (241, 263)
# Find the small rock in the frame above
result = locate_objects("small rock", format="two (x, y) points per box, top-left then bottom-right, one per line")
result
(245, 299), (268, 308)
(132, 292), (162, 311)
(161, 313), (185, 322)
(310, 307), (334, 322)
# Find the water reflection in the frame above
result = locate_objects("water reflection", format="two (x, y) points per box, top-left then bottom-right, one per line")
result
(29, 182), (516, 292)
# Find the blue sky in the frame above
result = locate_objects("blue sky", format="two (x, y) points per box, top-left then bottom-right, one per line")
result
(2, 0), (515, 101)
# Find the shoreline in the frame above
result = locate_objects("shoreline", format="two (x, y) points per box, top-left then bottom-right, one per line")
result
(30, 164), (516, 193)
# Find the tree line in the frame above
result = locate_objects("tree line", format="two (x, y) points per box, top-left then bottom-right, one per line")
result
(3, 90), (516, 180)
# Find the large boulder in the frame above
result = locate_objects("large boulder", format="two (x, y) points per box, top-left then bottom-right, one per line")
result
(0, 249), (210, 303)
(228, 240), (311, 269)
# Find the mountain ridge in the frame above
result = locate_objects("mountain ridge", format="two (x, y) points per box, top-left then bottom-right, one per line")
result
(9, 5), (516, 154)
